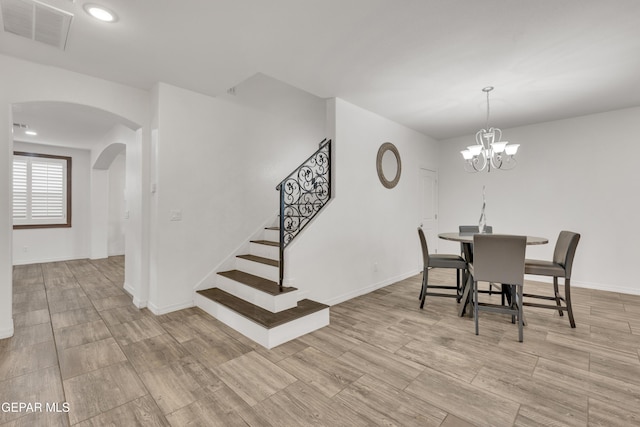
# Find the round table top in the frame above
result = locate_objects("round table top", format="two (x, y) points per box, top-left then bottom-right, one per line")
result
(438, 232), (548, 245)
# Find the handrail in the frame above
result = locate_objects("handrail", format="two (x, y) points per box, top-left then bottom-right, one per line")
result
(276, 139), (329, 191)
(276, 139), (332, 291)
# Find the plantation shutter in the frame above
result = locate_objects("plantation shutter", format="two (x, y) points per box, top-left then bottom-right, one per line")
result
(31, 159), (65, 219)
(12, 157), (28, 220)
(13, 153), (70, 227)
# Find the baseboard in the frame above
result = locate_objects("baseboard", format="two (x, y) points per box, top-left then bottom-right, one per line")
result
(12, 253), (90, 266)
(323, 269), (421, 306)
(0, 322), (15, 340)
(123, 281), (135, 296)
(573, 280), (640, 296)
(132, 296), (147, 309)
(525, 275), (640, 296)
(147, 299), (194, 315)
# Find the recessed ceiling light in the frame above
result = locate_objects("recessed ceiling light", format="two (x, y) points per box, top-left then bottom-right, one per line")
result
(25, 130), (38, 136)
(83, 3), (118, 23)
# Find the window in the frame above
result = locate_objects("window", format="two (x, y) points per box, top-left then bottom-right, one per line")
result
(13, 152), (71, 229)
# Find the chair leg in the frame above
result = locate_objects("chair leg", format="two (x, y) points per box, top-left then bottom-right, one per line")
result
(553, 277), (564, 317)
(565, 278), (576, 328)
(420, 268), (428, 309)
(474, 279), (479, 336)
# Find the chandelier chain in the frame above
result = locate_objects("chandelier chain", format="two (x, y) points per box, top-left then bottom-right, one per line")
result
(485, 89), (490, 131)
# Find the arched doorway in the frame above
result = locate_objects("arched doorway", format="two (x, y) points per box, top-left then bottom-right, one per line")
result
(94, 142), (127, 259)
(9, 101), (143, 300)
(0, 57), (152, 339)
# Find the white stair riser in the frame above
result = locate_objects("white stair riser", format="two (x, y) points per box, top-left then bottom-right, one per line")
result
(250, 242), (279, 259)
(194, 293), (329, 349)
(236, 257), (279, 282)
(263, 228), (279, 241)
(216, 274), (298, 312)
(267, 309), (329, 348)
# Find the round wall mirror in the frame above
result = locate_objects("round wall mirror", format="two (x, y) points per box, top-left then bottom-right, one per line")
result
(376, 142), (401, 189)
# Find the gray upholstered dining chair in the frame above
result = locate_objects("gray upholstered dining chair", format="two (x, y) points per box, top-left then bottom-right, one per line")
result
(523, 231), (581, 328)
(471, 234), (527, 342)
(418, 227), (467, 309)
(459, 225), (495, 295)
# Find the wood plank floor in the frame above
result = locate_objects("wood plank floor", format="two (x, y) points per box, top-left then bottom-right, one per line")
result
(2, 258), (640, 426)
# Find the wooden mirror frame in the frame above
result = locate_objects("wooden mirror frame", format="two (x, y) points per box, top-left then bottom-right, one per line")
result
(376, 142), (401, 189)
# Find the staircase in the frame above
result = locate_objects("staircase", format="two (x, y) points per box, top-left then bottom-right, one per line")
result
(195, 140), (332, 349)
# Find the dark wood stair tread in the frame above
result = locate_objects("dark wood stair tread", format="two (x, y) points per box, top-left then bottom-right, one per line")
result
(197, 288), (328, 329)
(237, 254), (278, 267)
(265, 226), (279, 230)
(217, 270), (295, 295)
(250, 240), (279, 247)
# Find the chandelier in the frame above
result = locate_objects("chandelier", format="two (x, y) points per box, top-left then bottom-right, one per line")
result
(461, 86), (519, 172)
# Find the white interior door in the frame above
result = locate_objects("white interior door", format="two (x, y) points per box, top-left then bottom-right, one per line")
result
(419, 168), (438, 253)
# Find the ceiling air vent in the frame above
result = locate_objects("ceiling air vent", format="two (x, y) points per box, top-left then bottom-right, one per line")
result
(1, 0), (73, 50)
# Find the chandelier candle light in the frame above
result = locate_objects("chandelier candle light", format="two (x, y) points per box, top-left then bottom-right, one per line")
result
(461, 86), (519, 172)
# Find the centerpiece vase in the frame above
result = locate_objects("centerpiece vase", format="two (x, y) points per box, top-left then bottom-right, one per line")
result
(478, 185), (487, 233)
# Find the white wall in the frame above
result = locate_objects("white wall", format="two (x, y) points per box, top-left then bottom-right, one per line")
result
(0, 53), (150, 338)
(148, 74), (327, 313)
(12, 142), (91, 264)
(438, 107), (640, 295)
(287, 98), (440, 305)
(108, 153), (126, 255)
(90, 169), (109, 259)
(125, 128), (147, 307)
(90, 126), (131, 259)
(1, 101), (11, 338)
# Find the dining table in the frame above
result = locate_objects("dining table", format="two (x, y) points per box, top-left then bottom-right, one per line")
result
(438, 232), (548, 317)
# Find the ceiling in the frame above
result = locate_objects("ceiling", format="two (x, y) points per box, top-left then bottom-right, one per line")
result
(2, 0), (640, 144)
(11, 101), (135, 149)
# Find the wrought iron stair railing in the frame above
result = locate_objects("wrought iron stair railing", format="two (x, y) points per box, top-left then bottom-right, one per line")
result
(276, 139), (332, 291)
